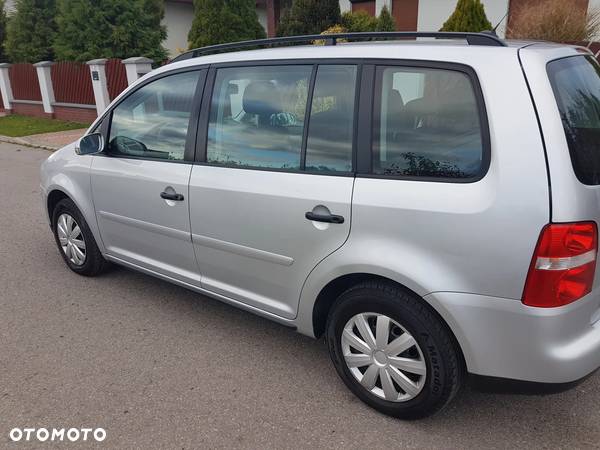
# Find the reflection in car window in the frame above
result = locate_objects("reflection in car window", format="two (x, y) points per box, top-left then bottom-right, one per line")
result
(108, 71), (200, 161)
(372, 67), (484, 179)
(207, 65), (312, 170)
(305, 65), (357, 173)
(548, 56), (600, 185)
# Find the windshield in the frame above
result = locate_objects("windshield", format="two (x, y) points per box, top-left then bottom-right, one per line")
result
(548, 55), (600, 185)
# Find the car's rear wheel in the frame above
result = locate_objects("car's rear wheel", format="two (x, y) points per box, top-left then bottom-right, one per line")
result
(326, 281), (464, 419)
(52, 198), (108, 276)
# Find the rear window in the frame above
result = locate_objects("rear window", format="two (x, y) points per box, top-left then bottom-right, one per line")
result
(548, 55), (600, 185)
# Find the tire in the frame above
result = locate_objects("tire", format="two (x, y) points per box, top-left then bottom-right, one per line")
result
(52, 198), (108, 276)
(326, 281), (464, 419)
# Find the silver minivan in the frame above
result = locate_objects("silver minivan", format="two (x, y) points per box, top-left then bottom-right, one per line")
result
(40, 32), (600, 418)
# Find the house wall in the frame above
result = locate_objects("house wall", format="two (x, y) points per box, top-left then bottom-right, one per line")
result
(352, 1), (376, 16)
(163, 0), (195, 57)
(392, 0), (419, 31)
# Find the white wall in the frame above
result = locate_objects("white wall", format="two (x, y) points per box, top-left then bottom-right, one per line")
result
(417, 0), (510, 37)
(163, 1), (195, 57)
(4, 0), (15, 15)
(256, 6), (268, 34)
(375, 0), (392, 15)
(339, 0), (352, 13)
(589, 0), (600, 13)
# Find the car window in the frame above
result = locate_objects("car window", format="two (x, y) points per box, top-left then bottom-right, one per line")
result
(207, 65), (312, 170)
(548, 55), (600, 185)
(305, 65), (357, 173)
(372, 66), (484, 179)
(108, 71), (201, 161)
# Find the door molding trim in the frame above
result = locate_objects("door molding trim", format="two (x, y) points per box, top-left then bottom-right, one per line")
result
(98, 210), (191, 242)
(191, 233), (294, 266)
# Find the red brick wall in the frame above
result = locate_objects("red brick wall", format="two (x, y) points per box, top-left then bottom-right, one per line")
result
(12, 102), (49, 118)
(352, 1), (376, 16)
(54, 105), (97, 123)
(392, 0), (419, 31)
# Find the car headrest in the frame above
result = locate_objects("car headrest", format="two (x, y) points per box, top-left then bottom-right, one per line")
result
(243, 81), (281, 116)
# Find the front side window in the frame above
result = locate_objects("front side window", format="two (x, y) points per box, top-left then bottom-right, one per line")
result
(207, 65), (312, 170)
(548, 55), (600, 185)
(108, 71), (200, 161)
(372, 66), (484, 179)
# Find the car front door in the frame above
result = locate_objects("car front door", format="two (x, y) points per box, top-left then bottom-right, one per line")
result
(91, 69), (206, 285)
(189, 63), (358, 319)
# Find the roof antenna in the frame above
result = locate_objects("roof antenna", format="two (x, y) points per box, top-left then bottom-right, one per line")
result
(489, 10), (510, 35)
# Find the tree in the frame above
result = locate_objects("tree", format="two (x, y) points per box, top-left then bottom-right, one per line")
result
(5, 0), (56, 63)
(53, 0), (168, 63)
(0, 0), (7, 62)
(440, 0), (492, 32)
(188, 0), (265, 48)
(277, 0), (340, 36)
(340, 10), (378, 32)
(377, 5), (396, 31)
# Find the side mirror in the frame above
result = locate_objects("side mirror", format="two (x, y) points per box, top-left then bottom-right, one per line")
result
(76, 133), (104, 155)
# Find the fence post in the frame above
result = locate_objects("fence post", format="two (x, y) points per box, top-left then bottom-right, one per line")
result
(34, 61), (55, 116)
(122, 57), (153, 85)
(86, 58), (110, 115)
(0, 63), (14, 111)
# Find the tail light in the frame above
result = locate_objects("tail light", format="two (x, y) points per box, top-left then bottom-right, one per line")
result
(522, 222), (598, 307)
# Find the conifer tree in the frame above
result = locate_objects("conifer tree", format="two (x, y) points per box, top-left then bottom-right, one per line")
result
(6, 0), (56, 62)
(377, 5), (396, 32)
(441, 0), (493, 32)
(188, 0), (265, 48)
(54, 0), (167, 62)
(277, 0), (341, 36)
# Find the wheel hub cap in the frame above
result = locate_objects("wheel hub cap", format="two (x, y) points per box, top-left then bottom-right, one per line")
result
(373, 350), (388, 366)
(341, 312), (426, 402)
(57, 213), (86, 266)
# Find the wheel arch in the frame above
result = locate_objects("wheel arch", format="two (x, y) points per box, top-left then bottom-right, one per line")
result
(44, 182), (106, 254)
(46, 189), (70, 228)
(307, 271), (467, 372)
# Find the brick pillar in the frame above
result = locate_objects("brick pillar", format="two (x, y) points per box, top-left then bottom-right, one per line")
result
(122, 57), (153, 85)
(34, 61), (55, 116)
(0, 63), (14, 111)
(86, 58), (111, 115)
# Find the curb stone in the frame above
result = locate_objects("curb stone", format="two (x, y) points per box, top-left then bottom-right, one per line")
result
(0, 134), (57, 151)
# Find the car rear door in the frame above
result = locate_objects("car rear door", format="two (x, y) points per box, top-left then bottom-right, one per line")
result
(91, 69), (206, 285)
(189, 62), (359, 319)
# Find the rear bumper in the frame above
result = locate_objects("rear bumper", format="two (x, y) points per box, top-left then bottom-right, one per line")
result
(425, 290), (600, 383)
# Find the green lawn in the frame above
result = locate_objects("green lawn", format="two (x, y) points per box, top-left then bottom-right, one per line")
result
(0, 114), (90, 137)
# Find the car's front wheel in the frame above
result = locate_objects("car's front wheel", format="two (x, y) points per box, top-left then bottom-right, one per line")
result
(52, 198), (108, 276)
(326, 281), (464, 419)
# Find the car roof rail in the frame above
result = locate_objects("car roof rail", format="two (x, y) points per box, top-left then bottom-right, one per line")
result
(170, 31), (506, 63)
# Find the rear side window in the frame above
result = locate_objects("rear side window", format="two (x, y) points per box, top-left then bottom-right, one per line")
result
(548, 56), (600, 185)
(372, 66), (485, 180)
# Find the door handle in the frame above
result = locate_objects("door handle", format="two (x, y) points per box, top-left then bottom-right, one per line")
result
(160, 191), (184, 201)
(305, 211), (345, 224)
